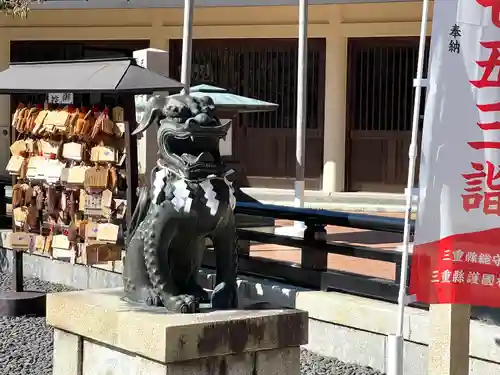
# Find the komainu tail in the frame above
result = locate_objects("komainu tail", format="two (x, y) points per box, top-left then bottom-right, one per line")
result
(127, 186), (151, 245)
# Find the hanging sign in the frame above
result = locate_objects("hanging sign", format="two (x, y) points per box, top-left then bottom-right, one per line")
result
(409, 0), (500, 306)
(47, 93), (74, 105)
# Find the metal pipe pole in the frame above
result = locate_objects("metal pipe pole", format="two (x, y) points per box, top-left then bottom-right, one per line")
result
(180, 0), (194, 95)
(294, 0), (308, 226)
(387, 0), (430, 373)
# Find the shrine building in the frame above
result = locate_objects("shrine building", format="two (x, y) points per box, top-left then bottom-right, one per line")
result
(0, 0), (431, 193)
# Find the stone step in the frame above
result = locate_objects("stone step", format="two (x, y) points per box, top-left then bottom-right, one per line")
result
(241, 188), (418, 213)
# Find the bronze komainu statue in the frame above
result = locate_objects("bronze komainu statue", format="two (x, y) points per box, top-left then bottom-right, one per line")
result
(123, 94), (238, 313)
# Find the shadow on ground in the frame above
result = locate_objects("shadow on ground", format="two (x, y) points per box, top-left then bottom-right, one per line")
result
(473, 306), (500, 327)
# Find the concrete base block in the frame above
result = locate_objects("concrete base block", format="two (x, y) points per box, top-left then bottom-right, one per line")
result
(47, 288), (307, 375)
(52, 329), (82, 375)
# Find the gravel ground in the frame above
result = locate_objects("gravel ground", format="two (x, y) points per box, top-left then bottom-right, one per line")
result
(300, 349), (383, 375)
(0, 273), (75, 375)
(0, 272), (383, 375)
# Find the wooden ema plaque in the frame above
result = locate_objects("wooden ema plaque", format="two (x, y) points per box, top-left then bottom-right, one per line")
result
(79, 240), (121, 265)
(84, 194), (103, 216)
(84, 166), (109, 189)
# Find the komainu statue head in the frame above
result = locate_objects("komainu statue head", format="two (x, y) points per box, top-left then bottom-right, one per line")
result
(133, 94), (231, 180)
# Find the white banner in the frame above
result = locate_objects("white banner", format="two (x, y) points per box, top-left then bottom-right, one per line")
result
(410, 0), (500, 305)
(416, 0), (500, 245)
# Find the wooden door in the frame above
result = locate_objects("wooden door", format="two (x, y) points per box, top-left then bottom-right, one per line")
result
(169, 39), (326, 189)
(346, 37), (428, 192)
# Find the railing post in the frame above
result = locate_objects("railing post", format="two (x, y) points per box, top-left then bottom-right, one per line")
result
(237, 239), (250, 257)
(395, 262), (402, 284)
(395, 258), (412, 298)
(301, 222), (328, 289)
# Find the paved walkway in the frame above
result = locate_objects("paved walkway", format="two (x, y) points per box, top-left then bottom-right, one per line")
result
(250, 212), (407, 280)
(242, 188), (417, 212)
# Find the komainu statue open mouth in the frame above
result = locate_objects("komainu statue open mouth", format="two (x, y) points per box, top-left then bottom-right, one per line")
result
(123, 94), (238, 313)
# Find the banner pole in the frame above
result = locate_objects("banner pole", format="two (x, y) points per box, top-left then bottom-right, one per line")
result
(387, 0), (431, 373)
(180, 0), (194, 95)
(294, 0), (308, 231)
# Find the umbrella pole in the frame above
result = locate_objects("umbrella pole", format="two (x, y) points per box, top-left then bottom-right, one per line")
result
(181, 0), (194, 95)
(294, 0), (308, 227)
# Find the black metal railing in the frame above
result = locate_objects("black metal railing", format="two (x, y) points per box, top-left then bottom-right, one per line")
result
(202, 202), (415, 304)
(4, 187), (500, 321)
(0, 180), (415, 304)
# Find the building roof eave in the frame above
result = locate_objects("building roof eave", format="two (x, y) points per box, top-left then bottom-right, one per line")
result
(33, 0), (422, 10)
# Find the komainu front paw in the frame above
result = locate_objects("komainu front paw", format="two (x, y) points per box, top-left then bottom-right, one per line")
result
(186, 282), (210, 304)
(145, 289), (163, 307)
(162, 294), (198, 313)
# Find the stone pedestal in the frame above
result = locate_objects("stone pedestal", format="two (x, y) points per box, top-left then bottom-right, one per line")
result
(46, 288), (307, 375)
